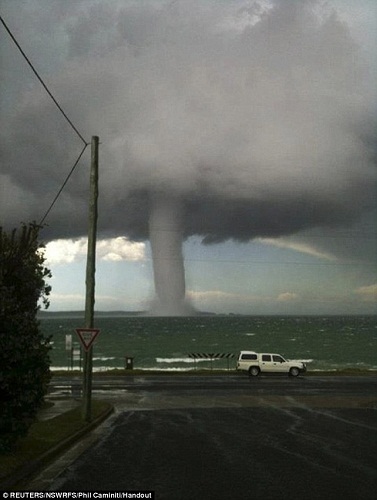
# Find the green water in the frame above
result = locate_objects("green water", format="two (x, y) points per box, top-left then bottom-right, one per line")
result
(40, 315), (377, 372)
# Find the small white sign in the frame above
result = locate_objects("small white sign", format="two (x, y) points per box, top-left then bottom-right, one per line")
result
(65, 334), (72, 351)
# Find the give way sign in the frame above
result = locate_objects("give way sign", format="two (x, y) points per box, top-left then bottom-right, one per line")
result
(75, 328), (100, 351)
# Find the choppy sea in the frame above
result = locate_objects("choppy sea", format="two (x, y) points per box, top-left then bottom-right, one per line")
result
(40, 315), (377, 372)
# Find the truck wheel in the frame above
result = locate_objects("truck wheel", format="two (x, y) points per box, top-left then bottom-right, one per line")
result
(249, 366), (260, 377)
(289, 367), (300, 377)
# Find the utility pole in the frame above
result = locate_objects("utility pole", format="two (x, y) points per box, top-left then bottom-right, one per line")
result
(82, 135), (99, 422)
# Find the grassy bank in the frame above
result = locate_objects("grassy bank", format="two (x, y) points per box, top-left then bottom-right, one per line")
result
(0, 400), (113, 489)
(50, 368), (377, 376)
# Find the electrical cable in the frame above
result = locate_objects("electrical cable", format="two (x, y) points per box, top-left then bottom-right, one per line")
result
(0, 15), (88, 146)
(39, 143), (89, 226)
(0, 14), (91, 226)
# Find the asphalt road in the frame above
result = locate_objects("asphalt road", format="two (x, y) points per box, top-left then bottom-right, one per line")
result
(49, 373), (377, 393)
(46, 376), (377, 499)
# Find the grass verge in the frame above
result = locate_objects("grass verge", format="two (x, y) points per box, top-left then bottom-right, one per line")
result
(51, 368), (377, 377)
(0, 400), (113, 488)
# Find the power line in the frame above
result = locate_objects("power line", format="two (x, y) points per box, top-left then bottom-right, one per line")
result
(147, 226), (377, 240)
(0, 14), (91, 226)
(39, 143), (89, 226)
(144, 256), (372, 267)
(0, 15), (88, 146)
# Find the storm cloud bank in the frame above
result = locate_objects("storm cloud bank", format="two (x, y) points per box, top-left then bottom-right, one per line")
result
(1, 0), (376, 312)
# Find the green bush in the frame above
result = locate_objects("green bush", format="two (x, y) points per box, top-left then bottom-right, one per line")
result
(0, 224), (52, 452)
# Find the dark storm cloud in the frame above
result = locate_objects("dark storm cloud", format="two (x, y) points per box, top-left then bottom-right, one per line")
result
(1, 0), (376, 256)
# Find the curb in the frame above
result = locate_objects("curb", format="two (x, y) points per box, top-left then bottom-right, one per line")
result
(0, 404), (114, 490)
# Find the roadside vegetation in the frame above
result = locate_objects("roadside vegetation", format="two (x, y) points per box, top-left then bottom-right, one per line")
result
(0, 224), (52, 452)
(0, 400), (112, 488)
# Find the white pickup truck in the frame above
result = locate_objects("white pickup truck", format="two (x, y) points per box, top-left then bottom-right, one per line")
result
(237, 351), (307, 377)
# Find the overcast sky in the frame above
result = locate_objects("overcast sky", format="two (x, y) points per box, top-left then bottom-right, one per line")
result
(1, 0), (376, 315)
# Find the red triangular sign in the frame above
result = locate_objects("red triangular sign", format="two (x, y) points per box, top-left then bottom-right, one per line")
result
(75, 328), (100, 351)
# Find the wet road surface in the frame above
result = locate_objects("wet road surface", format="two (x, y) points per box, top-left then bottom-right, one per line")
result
(44, 376), (377, 499)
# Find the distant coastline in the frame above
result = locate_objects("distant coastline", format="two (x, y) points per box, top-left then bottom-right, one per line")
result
(37, 310), (220, 318)
(38, 310), (147, 319)
(38, 310), (376, 319)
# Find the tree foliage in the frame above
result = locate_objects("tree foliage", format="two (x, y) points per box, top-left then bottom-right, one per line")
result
(0, 223), (52, 452)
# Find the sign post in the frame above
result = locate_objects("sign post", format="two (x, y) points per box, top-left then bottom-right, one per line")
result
(65, 334), (72, 370)
(81, 136), (99, 422)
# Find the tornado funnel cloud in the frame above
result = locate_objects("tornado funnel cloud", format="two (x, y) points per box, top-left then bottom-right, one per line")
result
(1, 2), (375, 315)
(149, 195), (193, 316)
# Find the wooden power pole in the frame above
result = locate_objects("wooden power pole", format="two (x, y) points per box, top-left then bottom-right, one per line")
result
(82, 135), (99, 422)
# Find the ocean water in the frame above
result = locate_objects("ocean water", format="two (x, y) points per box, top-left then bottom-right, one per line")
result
(40, 315), (377, 372)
